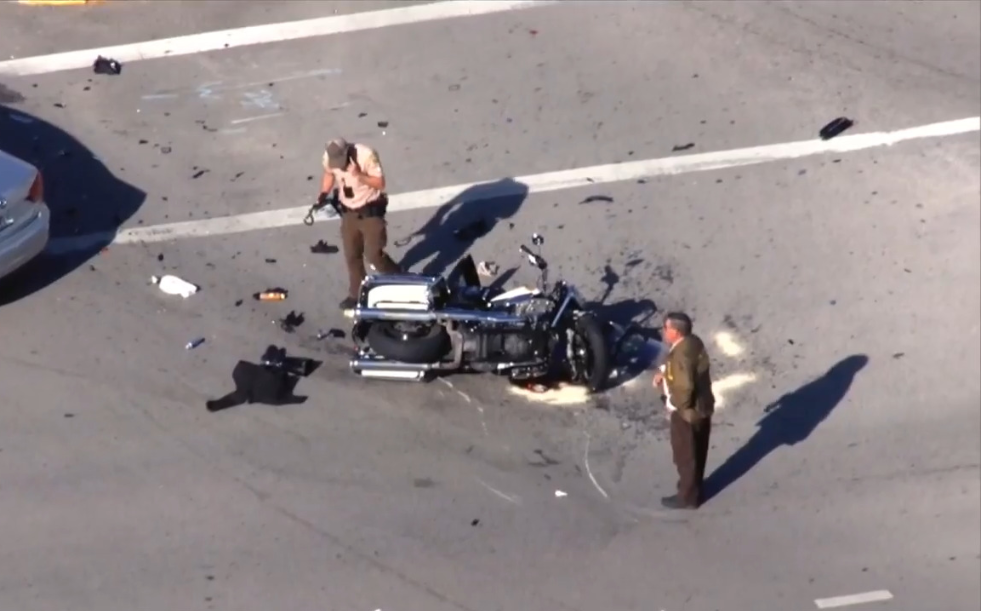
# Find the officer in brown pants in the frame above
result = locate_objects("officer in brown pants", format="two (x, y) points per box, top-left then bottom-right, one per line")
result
(653, 312), (715, 510)
(320, 138), (401, 310)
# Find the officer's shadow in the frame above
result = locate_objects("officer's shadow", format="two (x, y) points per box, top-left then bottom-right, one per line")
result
(397, 177), (528, 276)
(702, 354), (870, 503)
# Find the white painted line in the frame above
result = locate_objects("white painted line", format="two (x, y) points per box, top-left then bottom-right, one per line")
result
(0, 0), (558, 77)
(230, 112), (284, 125)
(713, 331), (745, 358)
(583, 433), (609, 500)
(815, 590), (894, 609)
(44, 116), (981, 254)
(476, 479), (521, 505)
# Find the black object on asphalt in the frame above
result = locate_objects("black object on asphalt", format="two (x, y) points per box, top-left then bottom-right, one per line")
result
(310, 239), (339, 254)
(672, 143), (695, 152)
(317, 328), (346, 340)
(279, 310), (305, 333)
(820, 117), (854, 140)
(93, 56), (122, 75)
(205, 348), (320, 413)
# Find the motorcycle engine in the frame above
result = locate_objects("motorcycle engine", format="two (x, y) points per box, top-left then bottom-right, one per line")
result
(513, 297), (554, 319)
(459, 325), (548, 364)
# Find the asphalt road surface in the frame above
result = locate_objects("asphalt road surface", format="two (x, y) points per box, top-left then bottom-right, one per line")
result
(1, 2), (979, 610)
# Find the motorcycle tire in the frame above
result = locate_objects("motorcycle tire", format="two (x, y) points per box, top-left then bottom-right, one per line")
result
(573, 313), (611, 392)
(366, 322), (451, 364)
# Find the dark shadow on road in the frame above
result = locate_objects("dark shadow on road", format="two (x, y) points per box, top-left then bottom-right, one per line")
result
(582, 259), (662, 391)
(703, 354), (870, 503)
(0, 104), (146, 305)
(396, 177), (527, 276)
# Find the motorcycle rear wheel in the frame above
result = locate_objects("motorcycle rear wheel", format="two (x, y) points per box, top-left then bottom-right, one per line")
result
(366, 321), (451, 364)
(568, 313), (610, 392)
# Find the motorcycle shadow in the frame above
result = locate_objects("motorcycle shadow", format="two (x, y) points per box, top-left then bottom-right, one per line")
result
(604, 322), (669, 390)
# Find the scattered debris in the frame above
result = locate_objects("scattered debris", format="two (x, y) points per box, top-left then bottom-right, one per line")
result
(892, 352), (905, 359)
(206, 349), (320, 412)
(672, 143), (695, 152)
(579, 195), (614, 204)
(53, 103), (65, 109)
(477, 261), (499, 277)
(377, 120), (389, 128)
(254, 288), (288, 301)
(234, 299), (243, 307)
(265, 258), (277, 264)
(529, 29), (538, 35)
(160, 146), (172, 154)
(471, 518), (480, 526)
(157, 253), (164, 262)
(316, 328), (346, 340)
(310, 240), (339, 254)
(192, 169), (209, 179)
(64, 413), (75, 418)
(93, 56), (122, 76)
(186, 337), (206, 350)
(151, 274), (198, 298)
(820, 117), (854, 140)
(278, 311), (305, 333)
(554, 490), (568, 498)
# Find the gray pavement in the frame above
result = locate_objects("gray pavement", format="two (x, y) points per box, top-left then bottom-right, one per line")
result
(1, 2), (979, 610)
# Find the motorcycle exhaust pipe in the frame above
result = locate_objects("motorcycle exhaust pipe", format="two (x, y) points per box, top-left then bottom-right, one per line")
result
(352, 358), (434, 371)
(353, 307), (526, 325)
(350, 358), (431, 381)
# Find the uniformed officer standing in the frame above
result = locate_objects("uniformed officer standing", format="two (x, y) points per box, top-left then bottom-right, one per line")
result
(653, 312), (715, 509)
(319, 138), (401, 310)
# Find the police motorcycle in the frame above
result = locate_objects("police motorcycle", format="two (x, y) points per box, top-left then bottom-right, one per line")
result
(347, 233), (611, 391)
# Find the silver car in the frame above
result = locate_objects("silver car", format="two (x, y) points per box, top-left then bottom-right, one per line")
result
(0, 148), (51, 281)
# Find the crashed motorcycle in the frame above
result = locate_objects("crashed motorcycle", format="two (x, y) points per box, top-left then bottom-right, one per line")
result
(348, 233), (610, 391)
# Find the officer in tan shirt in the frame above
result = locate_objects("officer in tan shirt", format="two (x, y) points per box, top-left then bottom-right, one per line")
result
(653, 311), (716, 509)
(320, 138), (401, 310)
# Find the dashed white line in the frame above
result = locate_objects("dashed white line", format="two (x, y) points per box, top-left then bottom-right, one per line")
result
(0, 0), (558, 77)
(814, 590), (894, 609)
(43, 116), (981, 255)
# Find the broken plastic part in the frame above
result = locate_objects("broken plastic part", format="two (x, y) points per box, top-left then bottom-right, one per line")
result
(819, 117), (854, 140)
(93, 56), (122, 76)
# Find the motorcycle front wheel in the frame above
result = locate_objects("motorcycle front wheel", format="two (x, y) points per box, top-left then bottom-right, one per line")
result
(567, 312), (611, 392)
(366, 321), (451, 364)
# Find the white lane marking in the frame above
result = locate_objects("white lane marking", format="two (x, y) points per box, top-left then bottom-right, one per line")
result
(0, 0), (558, 77)
(438, 378), (486, 436)
(712, 372), (758, 408)
(583, 433), (610, 500)
(713, 331), (745, 357)
(476, 479), (521, 505)
(814, 590), (894, 609)
(44, 116), (981, 254)
(230, 112), (284, 125)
